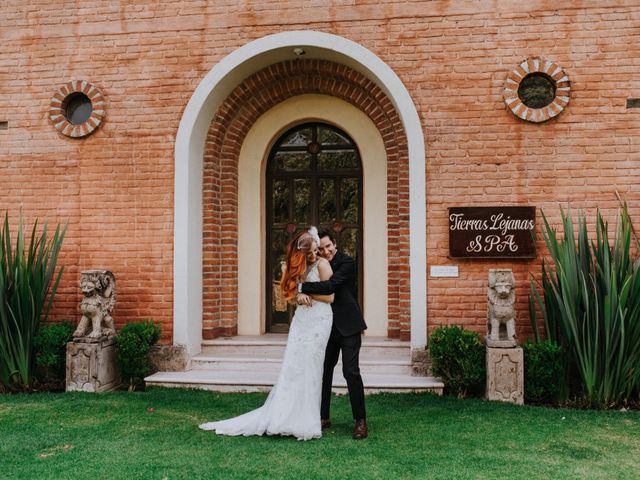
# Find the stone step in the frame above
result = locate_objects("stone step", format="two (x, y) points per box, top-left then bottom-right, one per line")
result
(201, 335), (411, 359)
(190, 355), (414, 375)
(197, 346), (412, 361)
(145, 369), (444, 395)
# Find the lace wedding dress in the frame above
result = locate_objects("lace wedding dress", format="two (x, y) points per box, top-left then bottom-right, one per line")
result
(199, 262), (333, 441)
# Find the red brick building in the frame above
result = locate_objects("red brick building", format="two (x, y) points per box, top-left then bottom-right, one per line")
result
(1, 2), (639, 371)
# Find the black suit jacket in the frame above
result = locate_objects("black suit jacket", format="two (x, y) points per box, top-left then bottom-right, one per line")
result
(301, 251), (367, 337)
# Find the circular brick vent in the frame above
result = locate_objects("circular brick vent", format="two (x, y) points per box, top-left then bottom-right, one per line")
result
(503, 58), (570, 123)
(49, 81), (105, 138)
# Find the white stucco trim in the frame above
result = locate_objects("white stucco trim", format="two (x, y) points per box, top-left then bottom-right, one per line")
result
(237, 94), (388, 337)
(174, 31), (427, 356)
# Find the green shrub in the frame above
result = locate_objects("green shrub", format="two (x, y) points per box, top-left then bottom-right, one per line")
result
(522, 339), (563, 405)
(33, 321), (74, 383)
(0, 213), (66, 392)
(115, 320), (161, 391)
(529, 206), (640, 408)
(429, 326), (486, 398)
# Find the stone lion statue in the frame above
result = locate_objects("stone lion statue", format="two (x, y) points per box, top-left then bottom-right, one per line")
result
(487, 269), (516, 347)
(73, 270), (117, 339)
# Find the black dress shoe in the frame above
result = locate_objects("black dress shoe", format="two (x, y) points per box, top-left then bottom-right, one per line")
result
(321, 418), (332, 430)
(352, 419), (368, 439)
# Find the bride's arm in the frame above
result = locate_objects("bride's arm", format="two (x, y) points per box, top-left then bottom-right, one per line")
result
(310, 259), (334, 304)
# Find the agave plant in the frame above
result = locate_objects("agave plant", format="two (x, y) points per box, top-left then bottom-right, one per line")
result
(0, 213), (66, 391)
(530, 206), (640, 407)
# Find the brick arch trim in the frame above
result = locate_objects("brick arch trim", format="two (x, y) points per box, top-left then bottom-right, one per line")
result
(202, 59), (410, 340)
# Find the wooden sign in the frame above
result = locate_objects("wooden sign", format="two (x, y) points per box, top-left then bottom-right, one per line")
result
(449, 207), (536, 259)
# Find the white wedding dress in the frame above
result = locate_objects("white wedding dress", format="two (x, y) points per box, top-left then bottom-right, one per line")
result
(199, 262), (333, 441)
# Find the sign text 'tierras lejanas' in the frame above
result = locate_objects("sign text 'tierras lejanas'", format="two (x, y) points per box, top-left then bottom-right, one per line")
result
(448, 207), (536, 258)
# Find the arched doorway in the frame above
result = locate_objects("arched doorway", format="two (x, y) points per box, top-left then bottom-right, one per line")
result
(266, 122), (363, 332)
(174, 31), (426, 357)
(236, 94), (388, 338)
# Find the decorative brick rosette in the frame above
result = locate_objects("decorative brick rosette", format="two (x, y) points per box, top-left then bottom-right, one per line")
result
(49, 81), (105, 138)
(503, 58), (570, 123)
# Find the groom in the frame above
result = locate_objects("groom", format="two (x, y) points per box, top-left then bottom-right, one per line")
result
(296, 230), (368, 439)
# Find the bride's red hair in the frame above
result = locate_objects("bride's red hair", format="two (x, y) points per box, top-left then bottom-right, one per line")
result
(280, 231), (315, 301)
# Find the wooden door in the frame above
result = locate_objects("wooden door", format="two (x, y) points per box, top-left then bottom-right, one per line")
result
(266, 122), (363, 332)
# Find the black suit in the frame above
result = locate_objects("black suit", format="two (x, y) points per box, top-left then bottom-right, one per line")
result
(301, 250), (367, 420)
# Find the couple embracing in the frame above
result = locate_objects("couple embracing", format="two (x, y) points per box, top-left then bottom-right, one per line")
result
(199, 227), (368, 441)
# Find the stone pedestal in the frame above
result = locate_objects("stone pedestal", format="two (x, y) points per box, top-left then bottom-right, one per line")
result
(486, 347), (523, 405)
(486, 338), (517, 349)
(66, 337), (120, 392)
(411, 348), (433, 376)
(149, 345), (189, 372)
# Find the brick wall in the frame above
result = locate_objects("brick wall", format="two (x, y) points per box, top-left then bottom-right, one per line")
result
(1, 1), (639, 343)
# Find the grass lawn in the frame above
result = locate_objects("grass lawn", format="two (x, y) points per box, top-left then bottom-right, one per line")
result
(1, 388), (639, 480)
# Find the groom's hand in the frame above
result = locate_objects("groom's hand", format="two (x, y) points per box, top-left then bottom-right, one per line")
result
(296, 293), (312, 307)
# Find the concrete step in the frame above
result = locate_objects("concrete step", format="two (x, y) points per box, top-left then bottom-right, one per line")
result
(145, 369), (444, 395)
(146, 335), (440, 394)
(190, 355), (414, 375)
(201, 335), (411, 359)
(196, 347), (410, 363)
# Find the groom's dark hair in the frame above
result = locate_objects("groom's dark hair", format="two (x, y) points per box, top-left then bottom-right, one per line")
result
(318, 229), (336, 244)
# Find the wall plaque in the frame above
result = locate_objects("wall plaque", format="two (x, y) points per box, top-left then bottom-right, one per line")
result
(449, 207), (536, 259)
(430, 266), (459, 278)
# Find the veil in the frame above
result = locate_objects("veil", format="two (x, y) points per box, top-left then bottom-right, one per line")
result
(307, 226), (320, 245)
(297, 226), (320, 250)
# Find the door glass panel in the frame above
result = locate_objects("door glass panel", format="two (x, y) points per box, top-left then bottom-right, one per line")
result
(340, 228), (358, 259)
(318, 178), (336, 224)
(319, 127), (351, 145)
(317, 150), (358, 170)
(340, 228), (360, 300)
(272, 179), (289, 223)
(293, 178), (311, 224)
(341, 178), (359, 223)
(272, 152), (310, 171)
(270, 229), (292, 327)
(281, 127), (312, 147)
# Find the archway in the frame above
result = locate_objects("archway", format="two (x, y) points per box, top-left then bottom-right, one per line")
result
(236, 94), (388, 337)
(174, 31), (426, 357)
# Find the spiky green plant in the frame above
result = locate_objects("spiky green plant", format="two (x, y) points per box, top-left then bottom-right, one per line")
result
(529, 206), (640, 407)
(0, 213), (67, 391)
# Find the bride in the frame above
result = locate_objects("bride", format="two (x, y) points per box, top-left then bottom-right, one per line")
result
(199, 227), (334, 440)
